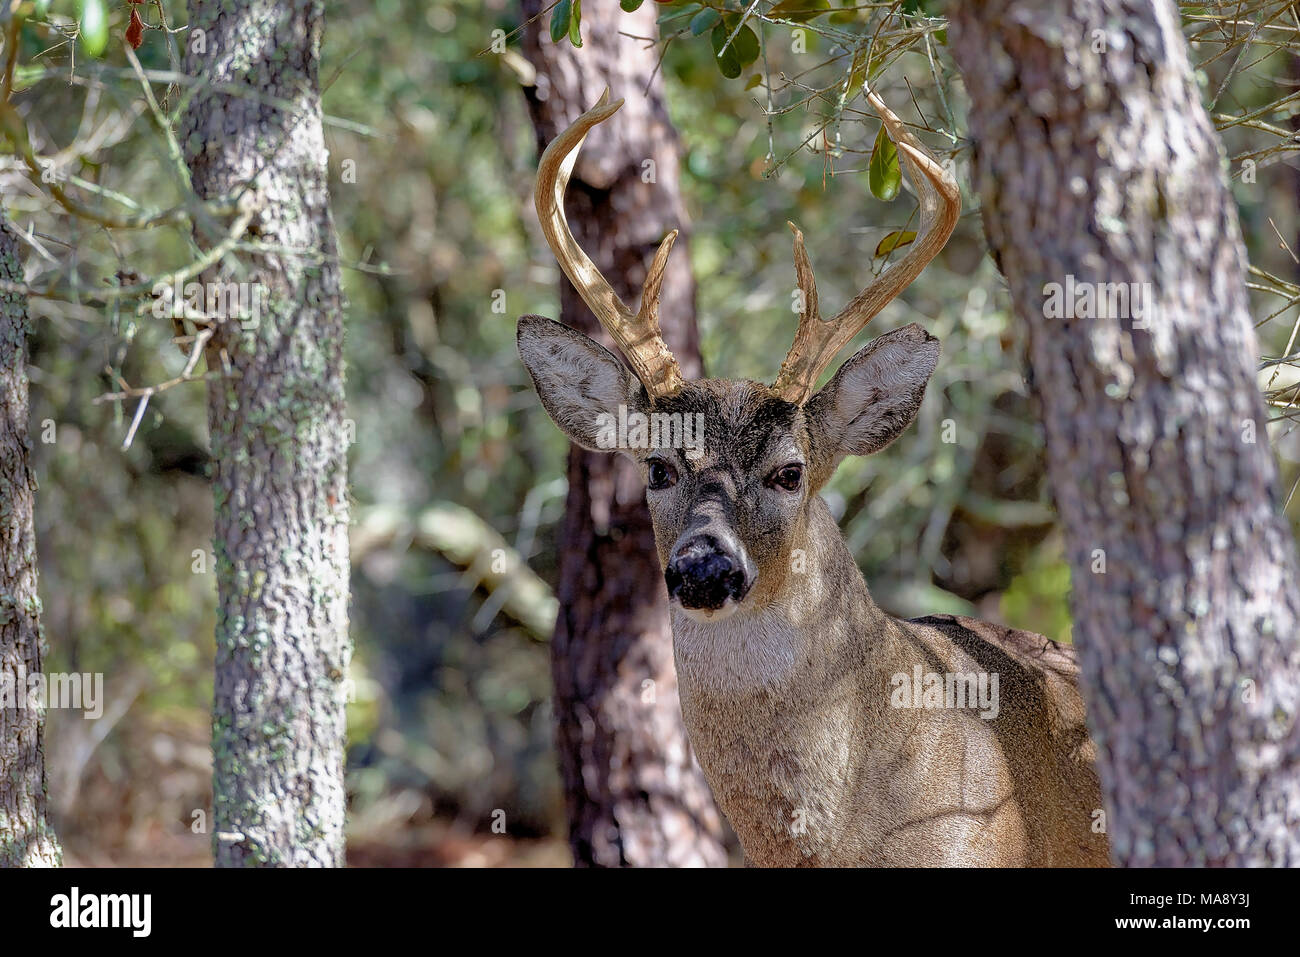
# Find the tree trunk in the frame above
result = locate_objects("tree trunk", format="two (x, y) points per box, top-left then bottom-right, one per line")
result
(951, 0), (1300, 865)
(182, 0), (350, 867)
(520, 0), (726, 866)
(0, 210), (61, 867)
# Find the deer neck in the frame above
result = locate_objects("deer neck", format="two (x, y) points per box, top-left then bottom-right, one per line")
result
(670, 494), (890, 691)
(669, 494), (927, 864)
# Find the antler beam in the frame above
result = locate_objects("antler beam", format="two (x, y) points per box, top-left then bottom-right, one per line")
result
(534, 89), (685, 400)
(770, 90), (962, 405)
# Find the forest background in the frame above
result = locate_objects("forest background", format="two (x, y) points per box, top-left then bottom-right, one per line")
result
(3, 0), (1297, 865)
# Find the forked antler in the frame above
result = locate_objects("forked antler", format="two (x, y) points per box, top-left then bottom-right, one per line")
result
(535, 89), (685, 400)
(770, 90), (961, 405)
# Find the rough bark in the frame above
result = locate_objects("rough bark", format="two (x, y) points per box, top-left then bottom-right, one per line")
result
(520, 0), (726, 866)
(951, 0), (1300, 865)
(182, 0), (350, 867)
(0, 211), (61, 868)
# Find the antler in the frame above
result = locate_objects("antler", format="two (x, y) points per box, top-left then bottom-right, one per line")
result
(770, 90), (961, 405)
(535, 89), (685, 400)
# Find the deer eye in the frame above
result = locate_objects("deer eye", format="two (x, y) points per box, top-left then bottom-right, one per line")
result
(647, 460), (678, 490)
(767, 464), (803, 492)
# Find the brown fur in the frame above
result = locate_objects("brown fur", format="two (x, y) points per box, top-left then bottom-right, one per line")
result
(668, 480), (1108, 867)
(518, 316), (1111, 867)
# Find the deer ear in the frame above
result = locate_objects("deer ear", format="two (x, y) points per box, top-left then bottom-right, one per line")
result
(517, 314), (645, 452)
(805, 323), (939, 459)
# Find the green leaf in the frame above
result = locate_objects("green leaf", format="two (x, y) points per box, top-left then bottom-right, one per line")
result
(710, 22), (742, 79)
(744, 73), (764, 91)
(0, 102), (32, 152)
(620, 0), (645, 11)
(569, 0), (583, 47)
(732, 24), (759, 67)
(847, 50), (887, 93)
(768, 0), (831, 24)
(659, 4), (699, 25)
(550, 0), (571, 44)
(77, 0), (108, 59)
(868, 122), (901, 201)
(874, 230), (917, 257)
(690, 8), (721, 36)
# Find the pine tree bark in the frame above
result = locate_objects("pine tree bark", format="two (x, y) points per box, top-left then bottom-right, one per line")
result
(182, 0), (350, 867)
(950, 0), (1300, 865)
(0, 210), (62, 867)
(520, 0), (726, 866)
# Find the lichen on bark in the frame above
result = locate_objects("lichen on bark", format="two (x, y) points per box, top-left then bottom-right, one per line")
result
(951, 0), (1300, 865)
(0, 209), (63, 868)
(181, 0), (351, 867)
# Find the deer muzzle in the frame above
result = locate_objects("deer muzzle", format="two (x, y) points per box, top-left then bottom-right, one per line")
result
(664, 533), (754, 614)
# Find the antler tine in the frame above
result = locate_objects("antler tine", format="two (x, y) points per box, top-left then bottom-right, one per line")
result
(771, 90), (962, 405)
(534, 88), (685, 400)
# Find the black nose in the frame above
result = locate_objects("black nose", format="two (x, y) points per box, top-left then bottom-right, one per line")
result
(665, 535), (752, 611)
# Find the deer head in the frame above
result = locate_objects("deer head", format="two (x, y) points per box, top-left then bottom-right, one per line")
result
(518, 89), (960, 623)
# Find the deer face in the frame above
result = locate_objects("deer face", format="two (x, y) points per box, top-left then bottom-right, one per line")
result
(518, 316), (940, 621)
(519, 88), (958, 621)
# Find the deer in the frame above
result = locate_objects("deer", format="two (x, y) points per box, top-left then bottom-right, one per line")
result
(517, 88), (1110, 867)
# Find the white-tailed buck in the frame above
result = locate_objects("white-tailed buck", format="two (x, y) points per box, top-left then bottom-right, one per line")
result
(518, 90), (1109, 867)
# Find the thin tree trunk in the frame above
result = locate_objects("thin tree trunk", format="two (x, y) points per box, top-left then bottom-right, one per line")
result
(0, 210), (61, 867)
(951, 0), (1300, 865)
(520, 0), (726, 866)
(182, 0), (351, 867)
